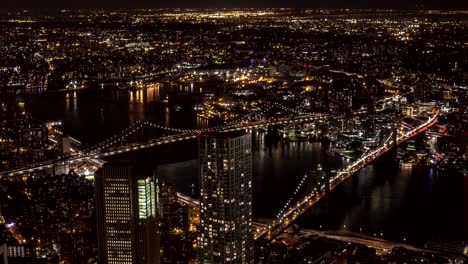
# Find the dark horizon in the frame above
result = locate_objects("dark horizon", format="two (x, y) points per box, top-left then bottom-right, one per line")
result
(2, 0), (468, 10)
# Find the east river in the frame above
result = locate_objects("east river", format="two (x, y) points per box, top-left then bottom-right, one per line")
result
(8, 87), (465, 246)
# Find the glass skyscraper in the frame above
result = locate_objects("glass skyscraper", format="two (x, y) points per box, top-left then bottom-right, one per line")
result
(198, 131), (253, 264)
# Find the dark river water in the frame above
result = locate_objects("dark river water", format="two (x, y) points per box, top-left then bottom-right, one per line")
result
(7, 88), (466, 246)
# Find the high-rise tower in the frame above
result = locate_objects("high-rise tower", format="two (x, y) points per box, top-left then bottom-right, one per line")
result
(95, 162), (160, 264)
(198, 131), (253, 264)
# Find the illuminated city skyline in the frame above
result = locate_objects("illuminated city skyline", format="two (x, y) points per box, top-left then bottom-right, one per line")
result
(2, 0), (468, 9)
(0, 7), (465, 264)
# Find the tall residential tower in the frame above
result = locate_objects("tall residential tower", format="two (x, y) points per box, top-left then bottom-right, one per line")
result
(95, 162), (160, 264)
(198, 131), (253, 264)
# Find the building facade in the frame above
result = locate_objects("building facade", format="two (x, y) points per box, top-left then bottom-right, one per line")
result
(198, 131), (253, 264)
(95, 163), (160, 264)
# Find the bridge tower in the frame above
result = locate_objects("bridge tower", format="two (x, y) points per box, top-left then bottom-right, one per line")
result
(137, 121), (150, 142)
(266, 125), (280, 143)
(320, 140), (331, 194)
(137, 121), (144, 141)
(393, 124), (398, 147)
(391, 95), (402, 160)
(324, 170), (331, 194)
(267, 125), (278, 136)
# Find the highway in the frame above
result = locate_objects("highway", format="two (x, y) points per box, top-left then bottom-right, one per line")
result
(1, 133), (197, 177)
(177, 192), (200, 208)
(254, 114), (439, 241)
(281, 229), (439, 255)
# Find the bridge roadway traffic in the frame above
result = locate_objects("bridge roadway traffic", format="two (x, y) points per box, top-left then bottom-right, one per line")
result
(0, 113), (328, 177)
(254, 114), (439, 241)
(281, 229), (440, 256)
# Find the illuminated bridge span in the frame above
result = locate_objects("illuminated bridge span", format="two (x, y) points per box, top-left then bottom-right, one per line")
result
(400, 119), (449, 137)
(1, 113), (328, 177)
(254, 114), (439, 241)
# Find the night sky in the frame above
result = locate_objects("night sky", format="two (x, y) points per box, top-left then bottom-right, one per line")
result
(3, 0), (468, 9)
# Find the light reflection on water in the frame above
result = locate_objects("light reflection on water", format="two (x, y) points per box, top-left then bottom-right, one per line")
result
(13, 89), (465, 245)
(157, 135), (464, 245)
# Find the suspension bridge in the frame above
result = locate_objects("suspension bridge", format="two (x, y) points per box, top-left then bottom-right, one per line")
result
(0, 98), (441, 247)
(0, 101), (327, 177)
(253, 113), (439, 241)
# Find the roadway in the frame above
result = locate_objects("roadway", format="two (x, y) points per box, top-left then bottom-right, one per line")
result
(281, 229), (439, 255)
(177, 192), (200, 208)
(176, 190), (441, 257)
(0, 113), (328, 177)
(1, 133), (197, 177)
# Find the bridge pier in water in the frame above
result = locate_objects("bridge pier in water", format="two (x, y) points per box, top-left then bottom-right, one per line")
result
(267, 125), (278, 136)
(389, 124), (399, 163)
(325, 171), (331, 194)
(265, 125), (281, 143)
(138, 123), (148, 141)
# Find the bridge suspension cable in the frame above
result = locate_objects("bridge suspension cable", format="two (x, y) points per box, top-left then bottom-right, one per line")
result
(276, 172), (311, 218)
(83, 117), (252, 154)
(257, 101), (308, 116)
(84, 121), (145, 154)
